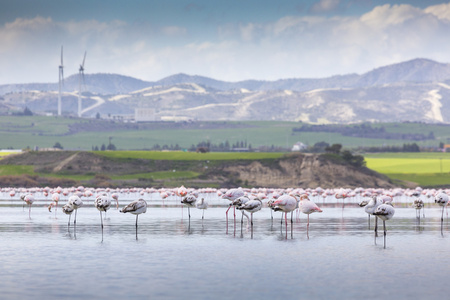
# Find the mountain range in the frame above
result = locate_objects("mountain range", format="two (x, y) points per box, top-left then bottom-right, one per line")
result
(1, 58), (450, 124)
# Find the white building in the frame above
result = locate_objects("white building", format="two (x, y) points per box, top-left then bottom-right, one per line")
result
(135, 108), (156, 122)
(291, 142), (308, 152)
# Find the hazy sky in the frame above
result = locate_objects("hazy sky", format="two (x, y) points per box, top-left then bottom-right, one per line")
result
(1, 0), (450, 84)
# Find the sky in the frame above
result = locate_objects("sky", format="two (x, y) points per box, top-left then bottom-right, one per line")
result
(1, 0), (450, 84)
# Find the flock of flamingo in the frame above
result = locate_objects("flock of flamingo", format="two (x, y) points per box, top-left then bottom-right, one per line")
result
(2, 185), (449, 246)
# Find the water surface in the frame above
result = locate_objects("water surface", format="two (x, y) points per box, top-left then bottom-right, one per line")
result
(0, 200), (449, 299)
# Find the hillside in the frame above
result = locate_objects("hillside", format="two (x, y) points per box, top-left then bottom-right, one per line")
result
(0, 151), (397, 189)
(1, 58), (450, 123)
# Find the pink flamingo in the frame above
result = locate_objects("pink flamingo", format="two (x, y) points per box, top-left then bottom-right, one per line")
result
(272, 194), (297, 238)
(222, 188), (244, 234)
(298, 194), (323, 238)
(21, 194), (34, 219)
(48, 192), (60, 218)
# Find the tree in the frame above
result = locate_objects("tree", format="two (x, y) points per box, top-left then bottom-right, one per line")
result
(325, 144), (342, 154)
(53, 142), (63, 149)
(96, 112), (101, 119)
(101, 144), (106, 151)
(23, 107), (33, 116)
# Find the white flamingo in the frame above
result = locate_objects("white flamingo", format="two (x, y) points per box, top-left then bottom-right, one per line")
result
(195, 197), (208, 220)
(373, 202), (395, 249)
(435, 192), (449, 235)
(95, 194), (111, 237)
(68, 195), (83, 225)
(62, 203), (75, 226)
(120, 198), (147, 238)
(181, 194), (197, 219)
(236, 196), (262, 238)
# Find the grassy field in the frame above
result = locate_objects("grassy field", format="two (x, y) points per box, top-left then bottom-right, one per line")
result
(365, 152), (450, 187)
(1, 116), (450, 151)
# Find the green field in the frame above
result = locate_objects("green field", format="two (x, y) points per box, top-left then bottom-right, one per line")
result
(365, 152), (450, 187)
(1, 116), (450, 151)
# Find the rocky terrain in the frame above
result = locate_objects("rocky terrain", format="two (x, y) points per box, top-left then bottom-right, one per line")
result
(0, 151), (399, 189)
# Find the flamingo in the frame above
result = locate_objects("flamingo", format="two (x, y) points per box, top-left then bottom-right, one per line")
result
(434, 192), (449, 235)
(94, 194), (111, 238)
(298, 194), (323, 238)
(111, 193), (119, 209)
(412, 198), (424, 222)
(373, 202), (395, 249)
(222, 188), (244, 233)
(48, 192), (60, 218)
(272, 194), (297, 238)
(120, 198), (147, 238)
(195, 197), (208, 220)
(232, 195), (251, 231)
(236, 196), (262, 238)
(62, 203), (75, 226)
(68, 195), (83, 225)
(364, 195), (382, 238)
(181, 194), (197, 219)
(21, 194), (34, 219)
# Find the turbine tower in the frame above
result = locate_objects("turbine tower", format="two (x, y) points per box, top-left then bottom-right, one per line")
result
(78, 51), (86, 118)
(58, 46), (64, 116)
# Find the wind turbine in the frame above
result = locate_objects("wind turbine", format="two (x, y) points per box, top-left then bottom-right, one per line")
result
(78, 51), (86, 117)
(58, 46), (64, 116)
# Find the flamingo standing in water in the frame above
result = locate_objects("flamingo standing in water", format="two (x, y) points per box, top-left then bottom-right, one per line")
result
(298, 194), (323, 238)
(222, 188), (244, 234)
(434, 192), (449, 235)
(272, 194), (297, 238)
(181, 194), (197, 219)
(111, 193), (119, 209)
(62, 203), (75, 226)
(21, 194), (34, 219)
(364, 195), (382, 239)
(373, 202), (395, 249)
(95, 194), (111, 239)
(195, 197), (208, 220)
(412, 198), (424, 222)
(120, 198), (147, 239)
(48, 192), (60, 218)
(68, 195), (83, 225)
(236, 196), (262, 238)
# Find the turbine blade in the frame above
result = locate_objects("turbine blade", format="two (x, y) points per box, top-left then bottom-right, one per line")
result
(61, 46), (63, 66)
(82, 51), (87, 68)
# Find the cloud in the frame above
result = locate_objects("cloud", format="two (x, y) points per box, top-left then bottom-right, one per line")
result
(425, 3), (450, 20)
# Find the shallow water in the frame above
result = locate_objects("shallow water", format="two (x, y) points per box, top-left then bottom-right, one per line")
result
(0, 199), (449, 300)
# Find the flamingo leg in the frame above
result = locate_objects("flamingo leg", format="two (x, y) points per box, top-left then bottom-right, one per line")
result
(225, 205), (232, 234)
(74, 209), (77, 224)
(375, 216), (378, 237)
(250, 213), (254, 239)
(383, 220), (387, 249)
(28, 204), (31, 219)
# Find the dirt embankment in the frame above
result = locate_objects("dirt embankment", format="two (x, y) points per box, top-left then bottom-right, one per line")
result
(0, 151), (398, 189)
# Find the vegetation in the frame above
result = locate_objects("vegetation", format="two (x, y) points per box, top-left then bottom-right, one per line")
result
(1, 116), (450, 151)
